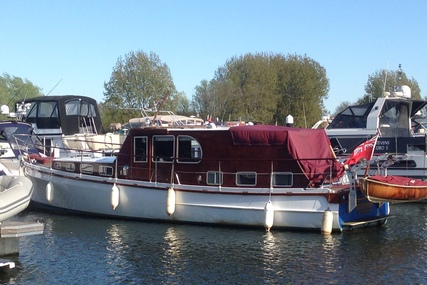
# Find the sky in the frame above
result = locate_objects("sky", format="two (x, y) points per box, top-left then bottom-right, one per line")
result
(2, 0), (427, 115)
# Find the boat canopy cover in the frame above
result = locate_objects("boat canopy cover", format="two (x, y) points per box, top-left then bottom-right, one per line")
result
(229, 125), (344, 184)
(18, 95), (102, 135)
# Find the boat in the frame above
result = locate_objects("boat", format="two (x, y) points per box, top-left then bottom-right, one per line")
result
(14, 95), (125, 155)
(325, 78), (427, 180)
(0, 109), (44, 222)
(15, 95), (204, 155)
(359, 175), (427, 203)
(0, 162), (33, 222)
(22, 124), (389, 232)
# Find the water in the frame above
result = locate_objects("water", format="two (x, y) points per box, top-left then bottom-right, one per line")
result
(2, 203), (427, 284)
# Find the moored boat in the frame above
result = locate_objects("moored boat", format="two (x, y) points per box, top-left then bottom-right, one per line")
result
(0, 165), (33, 222)
(325, 67), (427, 180)
(359, 175), (427, 203)
(22, 124), (389, 232)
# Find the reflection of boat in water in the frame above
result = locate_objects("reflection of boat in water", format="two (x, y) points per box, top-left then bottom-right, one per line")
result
(326, 78), (427, 180)
(359, 174), (427, 203)
(23, 124), (389, 233)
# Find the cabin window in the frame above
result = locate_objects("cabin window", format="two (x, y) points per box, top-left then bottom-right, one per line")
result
(272, 172), (293, 187)
(152, 135), (174, 163)
(65, 163), (75, 171)
(177, 135), (202, 163)
(26, 101), (60, 129)
(53, 162), (62, 170)
(80, 163), (93, 174)
(99, 165), (113, 176)
(207, 171), (223, 185)
(134, 136), (148, 162)
(236, 172), (257, 186)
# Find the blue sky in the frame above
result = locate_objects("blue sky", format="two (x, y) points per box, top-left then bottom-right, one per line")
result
(2, 0), (426, 115)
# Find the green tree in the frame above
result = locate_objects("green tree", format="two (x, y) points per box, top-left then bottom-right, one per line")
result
(192, 52), (329, 127)
(102, 50), (180, 129)
(361, 66), (421, 104)
(274, 54), (329, 127)
(0, 73), (44, 113)
(224, 53), (279, 124)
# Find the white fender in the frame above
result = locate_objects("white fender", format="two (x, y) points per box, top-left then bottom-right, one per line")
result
(46, 181), (53, 203)
(166, 187), (176, 216)
(264, 201), (274, 232)
(111, 183), (120, 210)
(321, 208), (333, 234)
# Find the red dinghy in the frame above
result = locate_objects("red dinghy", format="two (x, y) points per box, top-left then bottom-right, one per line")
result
(359, 175), (427, 203)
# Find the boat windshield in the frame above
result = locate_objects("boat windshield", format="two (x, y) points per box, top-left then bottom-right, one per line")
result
(0, 123), (32, 143)
(327, 102), (373, 129)
(0, 123), (39, 155)
(379, 101), (410, 137)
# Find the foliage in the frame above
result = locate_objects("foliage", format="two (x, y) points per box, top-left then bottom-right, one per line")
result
(361, 67), (421, 104)
(101, 50), (183, 129)
(0, 73), (44, 112)
(191, 53), (329, 127)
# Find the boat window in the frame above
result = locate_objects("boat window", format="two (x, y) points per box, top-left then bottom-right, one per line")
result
(236, 172), (257, 186)
(177, 135), (202, 163)
(327, 103), (373, 129)
(53, 162), (62, 170)
(386, 160), (417, 168)
(134, 136), (148, 162)
(65, 100), (80, 115)
(26, 101), (60, 129)
(65, 163), (75, 171)
(207, 171), (223, 185)
(99, 165), (113, 176)
(379, 101), (410, 137)
(80, 163), (93, 174)
(152, 135), (174, 163)
(273, 172), (293, 187)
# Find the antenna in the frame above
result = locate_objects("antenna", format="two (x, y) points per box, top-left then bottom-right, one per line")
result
(383, 61), (389, 92)
(397, 63), (402, 83)
(46, 79), (63, 96)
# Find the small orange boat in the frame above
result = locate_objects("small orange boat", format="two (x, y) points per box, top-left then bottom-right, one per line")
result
(359, 175), (427, 203)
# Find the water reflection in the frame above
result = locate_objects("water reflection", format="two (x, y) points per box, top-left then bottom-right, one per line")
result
(261, 232), (279, 273)
(161, 227), (185, 281)
(7, 206), (427, 284)
(321, 234), (338, 274)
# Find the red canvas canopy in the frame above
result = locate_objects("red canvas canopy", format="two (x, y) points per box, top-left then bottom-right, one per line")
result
(229, 125), (344, 185)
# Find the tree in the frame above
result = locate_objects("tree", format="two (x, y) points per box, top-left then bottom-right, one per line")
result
(191, 52), (329, 127)
(362, 65), (421, 104)
(224, 53), (279, 124)
(0, 73), (44, 112)
(274, 54), (329, 127)
(102, 50), (181, 129)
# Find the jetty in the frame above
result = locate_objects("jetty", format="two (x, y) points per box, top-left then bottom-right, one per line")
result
(0, 221), (44, 270)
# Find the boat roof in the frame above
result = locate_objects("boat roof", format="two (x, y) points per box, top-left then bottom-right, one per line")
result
(20, 95), (97, 105)
(17, 95), (102, 135)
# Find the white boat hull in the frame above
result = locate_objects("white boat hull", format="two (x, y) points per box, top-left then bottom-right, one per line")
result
(25, 163), (345, 231)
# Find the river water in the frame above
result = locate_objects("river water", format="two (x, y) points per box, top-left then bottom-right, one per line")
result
(2, 203), (427, 284)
